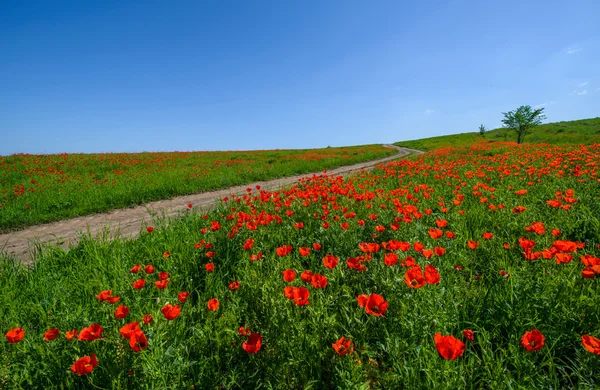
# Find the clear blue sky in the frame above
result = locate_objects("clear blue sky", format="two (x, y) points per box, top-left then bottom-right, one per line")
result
(1, 0), (599, 155)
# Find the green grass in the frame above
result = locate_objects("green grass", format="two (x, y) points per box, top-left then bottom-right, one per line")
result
(0, 144), (396, 232)
(2, 142), (599, 388)
(395, 117), (600, 151)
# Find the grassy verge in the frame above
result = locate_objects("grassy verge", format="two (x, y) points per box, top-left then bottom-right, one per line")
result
(395, 117), (600, 151)
(0, 144), (395, 232)
(2, 142), (599, 388)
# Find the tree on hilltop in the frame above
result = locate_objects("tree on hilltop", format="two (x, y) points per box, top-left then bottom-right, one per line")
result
(501, 105), (546, 144)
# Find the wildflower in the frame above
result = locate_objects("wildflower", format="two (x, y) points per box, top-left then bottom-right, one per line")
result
(65, 329), (78, 340)
(282, 269), (296, 283)
(114, 305), (130, 319)
(142, 314), (153, 325)
(155, 280), (169, 290)
(424, 264), (440, 284)
(129, 330), (148, 352)
(178, 292), (190, 303)
(521, 329), (545, 352)
(229, 281), (240, 290)
(581, 335), (600, 355)
(120, 322), (140, 339)
(133, 279), (146, 290)
(44, 328), (59, 341)
(357, 293), (388, 317)
(207, 298), (220, 311)
(242, 333), (263, 354)
(161, 304), (181, 320)
(71, 354), (99, 376)
(5, 327), (25, 343)
(404, 266), (426, 289)
(434, 333), (466, 360)
(78, 324), (103, 341)
(322, 254), (339, 269)
(332, 336), (354, 356)
(463, 329), (474, 342)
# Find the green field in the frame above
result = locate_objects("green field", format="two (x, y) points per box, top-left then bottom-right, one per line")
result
(2, 141), (600, 388)
(0, 145), (395, 232)
(395, 117), (600, 151)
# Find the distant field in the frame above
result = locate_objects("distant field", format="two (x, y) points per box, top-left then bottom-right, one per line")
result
(0, 145), (396, 232)
(395, 117), (600, 151)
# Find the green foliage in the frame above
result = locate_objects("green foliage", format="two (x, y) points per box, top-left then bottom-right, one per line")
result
(479, 124), (486, 136)
(501, 105), (546, 144)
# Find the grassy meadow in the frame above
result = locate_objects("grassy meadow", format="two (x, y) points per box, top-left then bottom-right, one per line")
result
(395, 117), (600, 151)
(0, 145), (395, 232)
(2, 140), (600, 388)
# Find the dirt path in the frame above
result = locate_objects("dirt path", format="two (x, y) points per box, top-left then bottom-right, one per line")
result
(0, 145), (423, 265)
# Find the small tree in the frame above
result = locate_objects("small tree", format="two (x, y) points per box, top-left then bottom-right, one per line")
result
(479, 124), (486, 136)
(501, 105), (546, 144)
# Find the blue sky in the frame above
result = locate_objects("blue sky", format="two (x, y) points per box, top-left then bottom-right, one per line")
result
(1, 0), (598, 155)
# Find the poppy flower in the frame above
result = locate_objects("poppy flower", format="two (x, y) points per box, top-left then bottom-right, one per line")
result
(238, 326), (251, 336)
(242, 332), (263, 354)
(158, 272), (170, 280)
(422, 249), (433, 258)
(65, 329), (78, 341)
(142, 314), (153, 325)
(155, 280), (169, 290)
(482, 232), (493, 240)
(340, 222), (349, 230)
(107, 295), (120, 304)
(243, 238), (254, 250)
(521, 329), (545, 352)
(332, 336), (354, 356)
(71, 354), (98, 376)
(434, 247), (446, 256)
(428, 229), (443, 239)
(424, 264), (440, 285)
(114, 305), (130, 319)
(404, 266), (426, 289)
(207, 298), (220, 311)
(120, 322), (140, 339)
(357, 293), (388, 317)
(414, 242), (424, 253)
(499, 270), (510, 279)
(299, 247), (310, 256)
(283, 286), (296, 299)
(5, 327), (25, 343)
(145, 265), (155, 274)
(582, 267), (596, 279)
(384, 252), (399, 266)
(435, 219), (448, 228)
(293, 287), (310, 306)
(401, 256), (416, 268)
(133, 279), (146, 290)
(310, 274), (328, 289)
(525, 222), (546, 235)
(581, 335), (600, 355)
(434, 333), (466, 360)
(163, 251), (170, 258)
(322, 254), (339, 269)
(146, 226), (154, 233)
(467, 240), (479, 250)
(161, 304), (181, 320)
(78, 324), (103, 341)
(229, 281), (240, 290)
(205, 263), (215, 273)
(463, 329), (474, 342)
(206, 251), (216, 258)
(129, 330), (148, 352)
(44, 328), (59, 341)
(130, 264), (142, 273)
(282, 269), (296, 282)
(178, 292), (190, 303)
(96, 290), (112, 302)
(300, 270), (314, 283)
(313, 243), (322, 251)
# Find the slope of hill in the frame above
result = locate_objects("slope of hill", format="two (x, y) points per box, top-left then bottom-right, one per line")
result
(395, 117), (600, 151)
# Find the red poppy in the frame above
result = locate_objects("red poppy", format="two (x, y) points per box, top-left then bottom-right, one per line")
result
(114, 305), (130, 319)
(133, 279), (146, 290)
(65, 329), (78, 341)
(521, 329), (545, 352)
(158, 271), (170, 280)
(434, 333), (466, 360)
(96, 289), (112, 302)
(78, 324), (103, 341)
(107, 295), (120, 304)
(313, 242), (322, 251)
(293, 287), (310, 306)
(229, 281), (240, 290)
(581, 335), (600, 355)
(525, 222), (546, 235)
(178, 291), (190, 303)
(332, 336), (354, 356)
(5, 327), (25, 343)
(299, 247), (310, 256)
(187, 203), (193, 209)
(428, 228), (443, 239)
(482, 232), (493, 240)
(282, 269), (296, 282)
(424, 264), (440, 285)
(499, 270), (510, 279)
(467, 240), (479, 250)
(322, 254), (339, 269)
(119, 322), (140, 339)
(242, 332), (263, 354)
(384, 252), (399, 266)
(357, 293), (388, 317)
(283, 286), (295, 299)
(582, 267), (596, 278)
(404, 266), (426, 289)
(155, 280), (169, 290)
(44, 328), (59, 341)
(414, 242), (424, 253)
(129, 330), (148, 352)
(145, 264), (155, 274)
(310, 274), (328, 289)
(276, 245), (293, 256)
(422, 249), (433, 258)
(205, 263), (215, 273)
(300, 270), (314, 283)
(130, 264), (142, 273)
(206, 251), (216, 258)
(463, 329), (474, 342)
(401, 256), (416, 268)
(340, 222), (349, 230)
(142, 314), (153, 325)
(243, 238), (254, 250)
(163, 251), (170, 258)
(434, 247), (446, 256)
(161, 304), (181, 320)
(436, 219), (448, 228)
(207, 298), (220, 311)
(146, 226), (154, 233)
(71, 354), (99, 376)
(238, 326), (251, 336)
